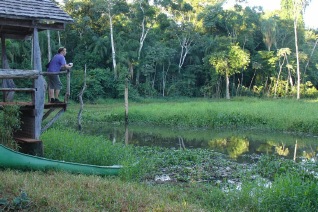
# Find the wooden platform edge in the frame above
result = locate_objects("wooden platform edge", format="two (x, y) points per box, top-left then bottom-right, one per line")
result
(14, 137), (41, 143)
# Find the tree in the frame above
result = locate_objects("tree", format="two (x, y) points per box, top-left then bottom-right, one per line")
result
(210, 43), (250, 99)
(261, 16), (277, 51)
(274, 48), (291, 97)
(303, 30), (318, 83)
(281, 0), (311, 99)
(253, 51), (278, 95)
(128, 0), (156, 85)
(94, 0), (129, 79)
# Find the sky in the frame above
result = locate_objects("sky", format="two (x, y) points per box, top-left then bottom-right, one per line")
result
(224, 0), (318, 29)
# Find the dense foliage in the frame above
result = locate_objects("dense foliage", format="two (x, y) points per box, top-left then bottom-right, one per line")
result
(1, 0), (317, 100)
(0, 106), (20, 150)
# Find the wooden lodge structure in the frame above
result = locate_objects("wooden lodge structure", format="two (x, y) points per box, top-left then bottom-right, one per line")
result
(0, 0), (73, 155)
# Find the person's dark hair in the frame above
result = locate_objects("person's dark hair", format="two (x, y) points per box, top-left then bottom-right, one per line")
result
(58, 47), (65, 53)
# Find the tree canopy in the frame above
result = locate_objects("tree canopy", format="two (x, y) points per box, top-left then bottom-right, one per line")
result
(1, 0), (318, 100)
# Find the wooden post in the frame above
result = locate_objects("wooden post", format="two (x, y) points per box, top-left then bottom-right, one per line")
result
(33, 28), (45, 140)
(124, 77), (129, 124)
(124, 76), (129, 145)
(293, 140), (298, 162)
(1, 35), (15, 102)
(65, 70), (71, 103)
(77, 65), (87, 130)
(1, 35), (6, 69)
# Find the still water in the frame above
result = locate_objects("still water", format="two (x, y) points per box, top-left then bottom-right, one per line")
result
(81, 123), (318, 162)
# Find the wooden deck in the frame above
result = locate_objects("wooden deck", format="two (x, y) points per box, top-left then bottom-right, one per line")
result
(0, 101), (67, 110)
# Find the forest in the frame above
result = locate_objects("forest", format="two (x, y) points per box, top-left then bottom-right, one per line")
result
(4, 0), (318, 100)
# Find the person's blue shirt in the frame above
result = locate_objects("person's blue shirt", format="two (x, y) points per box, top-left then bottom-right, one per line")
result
(48, 54), (66, 72)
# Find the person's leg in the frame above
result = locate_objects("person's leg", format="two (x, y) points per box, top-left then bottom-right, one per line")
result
(47, 75), (56, 103)
(49, 88), (55, 102)
(55, 89), (60, 99)
(54, 75), (63, 103)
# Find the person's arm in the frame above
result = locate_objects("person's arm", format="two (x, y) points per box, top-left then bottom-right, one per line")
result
(64, 63), (73, 69)
(60, 56), (73, 70)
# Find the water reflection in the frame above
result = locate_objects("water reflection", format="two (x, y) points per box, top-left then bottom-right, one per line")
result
(81, 123), (318, 162)
(208, 137), (249, 159)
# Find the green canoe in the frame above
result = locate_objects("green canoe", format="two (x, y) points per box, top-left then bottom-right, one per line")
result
(0, 144), (122, 176)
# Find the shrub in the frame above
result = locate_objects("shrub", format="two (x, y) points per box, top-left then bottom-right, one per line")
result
(0, 105), (20, 150)
(259, 174), (318, 211)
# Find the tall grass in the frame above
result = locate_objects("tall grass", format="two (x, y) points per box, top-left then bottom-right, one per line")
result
(41, 128), (144, 180)
(62, 98), (318, 135)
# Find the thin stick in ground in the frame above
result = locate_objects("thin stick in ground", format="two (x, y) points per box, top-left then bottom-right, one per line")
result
(78, 64), (87, 131)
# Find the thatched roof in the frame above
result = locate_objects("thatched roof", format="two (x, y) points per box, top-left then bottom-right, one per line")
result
(0, 0), (73, 39)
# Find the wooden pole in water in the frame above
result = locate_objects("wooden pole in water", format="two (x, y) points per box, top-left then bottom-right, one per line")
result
(124, 76), (129, 124)
(124, 76), (129, 145)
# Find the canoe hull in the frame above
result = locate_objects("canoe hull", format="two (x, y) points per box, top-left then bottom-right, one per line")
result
(0, 145), (121, 176)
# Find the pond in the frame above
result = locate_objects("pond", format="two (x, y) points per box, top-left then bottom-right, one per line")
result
(81, 123), (318, 163)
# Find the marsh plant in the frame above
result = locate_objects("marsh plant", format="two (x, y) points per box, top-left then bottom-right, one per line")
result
(41, 128), (142, 179)
(0, 105), (20, 150)
(40, 130), (318, 211)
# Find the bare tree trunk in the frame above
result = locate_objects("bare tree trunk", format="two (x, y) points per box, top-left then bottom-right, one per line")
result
(226, 72), (230, 99)
(109, 11), (117, 79)
(78, 65), (87, 131)
(303, 38), (318, 82)
(162, 62), (170, 97)
(177, 36), (192, 73)
(294, 19), (301, 99)
(136, 2), (150, 85)
(58, 31), (61, 46)
(264, 76), (269, 96)
(292, 0), (308, 99)
(216, 76), (222, 98)
(274, 56), (286, 98)
(249, 70), (257, 90)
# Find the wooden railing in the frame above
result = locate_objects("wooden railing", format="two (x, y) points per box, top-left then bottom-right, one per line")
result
(42, 70), (71, 103)
(0, 69), (71, 104)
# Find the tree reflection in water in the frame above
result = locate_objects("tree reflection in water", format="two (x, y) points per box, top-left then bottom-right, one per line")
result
(208, 137), (249, 159)
(82, 123), (318, 162)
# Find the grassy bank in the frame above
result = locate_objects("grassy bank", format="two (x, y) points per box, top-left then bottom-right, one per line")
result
(1, 98), (318, 211)
(1, 156), (317, 211)
(0, 170), (209, 211)
(61, 98), (318, 135)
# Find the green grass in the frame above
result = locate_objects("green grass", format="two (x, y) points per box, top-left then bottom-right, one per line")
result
(1, 97), (318, 211)
(0, 170), (211, 211)
(62, 98), (318, 134)
(1, 163), (317, 211)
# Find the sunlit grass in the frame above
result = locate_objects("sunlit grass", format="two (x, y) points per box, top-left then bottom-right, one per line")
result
(0, 170), (207, 211)
(62, 98), (318, 134)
